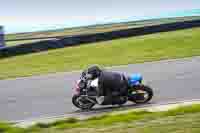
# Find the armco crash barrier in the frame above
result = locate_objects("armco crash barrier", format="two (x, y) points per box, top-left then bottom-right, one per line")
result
(1, 20), (200, 59)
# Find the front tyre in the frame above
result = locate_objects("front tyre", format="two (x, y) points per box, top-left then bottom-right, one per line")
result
(72, 95), (95, 110)
(128, 85), (153, 104)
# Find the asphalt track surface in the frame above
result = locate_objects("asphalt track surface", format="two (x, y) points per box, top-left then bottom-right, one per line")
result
(1, 57), (200, 122)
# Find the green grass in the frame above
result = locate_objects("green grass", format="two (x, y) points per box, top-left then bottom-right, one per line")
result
(5, 16), (200, 46)
(2, 104), (200, 133)
(0, 27), (200, 79)
(0, 122), (24, 133)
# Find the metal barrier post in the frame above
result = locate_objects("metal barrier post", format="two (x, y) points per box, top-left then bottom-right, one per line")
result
(0, 26), (5, 48)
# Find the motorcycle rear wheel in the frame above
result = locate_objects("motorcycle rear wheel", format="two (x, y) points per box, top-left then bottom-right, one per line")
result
(72, 95), (95, 110)
(128, 85), (153, 104)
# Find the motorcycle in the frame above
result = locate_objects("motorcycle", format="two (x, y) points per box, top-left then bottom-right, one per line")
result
(72, 72), (153, 110)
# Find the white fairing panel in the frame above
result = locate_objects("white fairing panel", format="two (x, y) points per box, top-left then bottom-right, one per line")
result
(90, 78), (99, 87)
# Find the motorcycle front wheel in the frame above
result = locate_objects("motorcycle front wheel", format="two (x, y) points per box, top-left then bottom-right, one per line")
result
(128, 85), (153, 104)
(72, 95), (95, 110)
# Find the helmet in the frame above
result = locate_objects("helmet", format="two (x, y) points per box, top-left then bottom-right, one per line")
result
(83, 65), (102, 79)
(128, 73), (143, 86)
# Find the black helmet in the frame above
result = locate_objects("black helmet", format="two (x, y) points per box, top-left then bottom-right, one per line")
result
(81, 65), (102, 79)
(87, 65), (102, 77)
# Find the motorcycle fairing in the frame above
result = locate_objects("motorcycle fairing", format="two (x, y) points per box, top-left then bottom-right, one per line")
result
(128, 74), (143, 86)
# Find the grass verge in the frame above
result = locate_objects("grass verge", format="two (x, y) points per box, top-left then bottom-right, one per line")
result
(2, 104), (200, 133)
(5, 39), (44, 47)
(0, 27), (200, 79)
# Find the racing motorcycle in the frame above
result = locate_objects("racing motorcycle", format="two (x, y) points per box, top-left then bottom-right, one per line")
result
(72, 71), (153, 110)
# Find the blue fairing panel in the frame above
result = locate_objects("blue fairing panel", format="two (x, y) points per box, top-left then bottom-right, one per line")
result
(128, 73), (143, 86)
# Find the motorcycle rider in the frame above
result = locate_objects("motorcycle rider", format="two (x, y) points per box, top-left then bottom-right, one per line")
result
(73, 65), (153, 110)
(82, 65), (129, 104)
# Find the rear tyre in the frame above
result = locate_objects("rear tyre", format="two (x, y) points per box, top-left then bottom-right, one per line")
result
(128, 85), (153, 104)
(72, 95), (95, 110)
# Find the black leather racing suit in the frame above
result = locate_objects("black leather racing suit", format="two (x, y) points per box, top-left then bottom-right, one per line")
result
(98, 71), (128, 97)
(82, 66), (128, 97)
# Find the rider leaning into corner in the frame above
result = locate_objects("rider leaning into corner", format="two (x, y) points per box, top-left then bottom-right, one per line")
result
(72, 65), (153, 109)
(81, 65), (139, 104)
